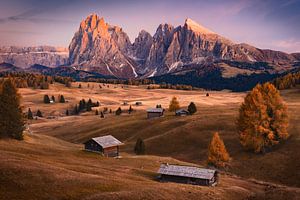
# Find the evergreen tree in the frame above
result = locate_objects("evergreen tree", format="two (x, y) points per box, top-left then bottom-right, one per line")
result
(78, 84), (82, 88)
(95, 110), (99, 115)
(128, 105), (133, 114)
(0, 79), (25, 140)
(66, 109), (69, 116)
(51, 95), (55, 102)
(36, 110), (43, 118)
(207, 132), (230, 168)
(43, 94), (50, 104)
(59, 95), (65, 103)
(74, 105), (79, 115)
(188, 102), (197, 115)
(86, 99), (92, 111)
(134, 138), (145, 155)
(115, 107), (122, 115)
(109, 109), (112, 114)
(237, 83), (289, 153)
(169, 96), (180, 112)
(27, 108), (33, 119)
(100, 112), (104, 118)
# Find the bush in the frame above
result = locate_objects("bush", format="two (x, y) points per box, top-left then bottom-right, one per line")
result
(36, 109), (43, 118)
(59, 95), (65, 103)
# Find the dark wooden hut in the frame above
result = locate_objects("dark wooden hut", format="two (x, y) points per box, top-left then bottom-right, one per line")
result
(158, 164), (218, 186)
(84, 135), (123, 157)
(147, 108), (164, 119)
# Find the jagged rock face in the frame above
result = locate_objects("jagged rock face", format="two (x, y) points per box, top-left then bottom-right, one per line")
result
(131, 30), (153, 64)
(0, 46), (68, 68)
(69, 14), (138, 78)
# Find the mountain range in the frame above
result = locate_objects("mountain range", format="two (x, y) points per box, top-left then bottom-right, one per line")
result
(1, 13), (300, 90)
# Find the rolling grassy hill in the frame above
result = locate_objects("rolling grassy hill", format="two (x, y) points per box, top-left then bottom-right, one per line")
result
(1, 82), (299, 199)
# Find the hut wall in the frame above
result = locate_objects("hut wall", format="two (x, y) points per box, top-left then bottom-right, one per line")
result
(84, 140), (103, 153)
(147, 112), (163, 119)
(103, 146), (119, 157)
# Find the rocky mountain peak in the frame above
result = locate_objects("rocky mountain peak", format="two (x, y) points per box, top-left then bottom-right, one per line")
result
(184, 18), (215, 35)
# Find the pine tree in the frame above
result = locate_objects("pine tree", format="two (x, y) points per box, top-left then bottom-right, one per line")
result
(51, 95), (55, 102)
(188, 102), (197, 114)
(128, 105), (133, 114)
(134, 138), (145, 155)
(74, 105), (79, 115)
(27, 108), (33, 119)
(66, 110), (69, 116)
(43, 94), (50, 104)
(207, 132), (230, 168)
(36, 110), (43, 117)
(237, 83), (289, 153)
(0, 79), (25, 140)
(86, 99), (92, 111)
(95, 110), (99, 115)
(78, 84), (82, 88)
(100, 112), (104, 118)
(59, 95), (65, 103)
(169, 96), (180, 112)
(115, 107), (122, 115)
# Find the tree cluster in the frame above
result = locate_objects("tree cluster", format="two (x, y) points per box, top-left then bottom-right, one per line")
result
(272, 72), (300, 90)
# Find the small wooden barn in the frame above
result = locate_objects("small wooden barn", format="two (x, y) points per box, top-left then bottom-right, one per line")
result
(158, 164), (218, 186)
(147, 108), (164, 119)
(175, 109), (189, 116)
(84, 135), (123, 157)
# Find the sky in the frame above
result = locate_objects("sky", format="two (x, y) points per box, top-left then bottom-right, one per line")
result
(0, 0), (299, 53)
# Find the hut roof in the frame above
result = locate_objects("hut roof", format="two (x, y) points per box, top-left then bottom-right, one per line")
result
(175, 109), (189, 114)
(147, 108), (164, 113)
(158, 164), (216, 180)
(90, 135), (123, 148)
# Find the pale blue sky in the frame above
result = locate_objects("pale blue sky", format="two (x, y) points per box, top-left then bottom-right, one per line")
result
(0, 0), (299, 53)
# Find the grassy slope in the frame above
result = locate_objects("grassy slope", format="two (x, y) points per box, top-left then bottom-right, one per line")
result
(26, 83), (300, 188)
(1, 134), (299, 200)
(1, 82), (299, 199)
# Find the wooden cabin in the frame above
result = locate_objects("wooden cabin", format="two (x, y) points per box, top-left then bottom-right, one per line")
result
(175, 109), (190, 116)
(158, 164), (218, 186)
(147, 108), (164, 119)
(135, 102), (142, 106)
(84, 135), (123, 157)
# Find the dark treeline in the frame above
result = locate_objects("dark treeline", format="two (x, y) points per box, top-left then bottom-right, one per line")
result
(85, 77), (155, 85)
(0, 72), (74, 89)
(272, 72), (300, 90)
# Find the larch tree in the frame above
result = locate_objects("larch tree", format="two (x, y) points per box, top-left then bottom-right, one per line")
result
(0, 79), (25, 140)
(27, 108), (33, 120)
(237, 83), (289, 153)
(207, 132), (230, 168)
(169, 96), (180, 112)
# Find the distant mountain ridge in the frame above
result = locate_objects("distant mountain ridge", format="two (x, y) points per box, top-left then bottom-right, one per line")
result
(0, 46), (68, 69)
(68, 14), (299, 79)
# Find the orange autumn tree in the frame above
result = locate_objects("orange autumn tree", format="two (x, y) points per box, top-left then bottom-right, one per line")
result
(169, 96), (180, 112)
(207, 132), (230, 168)
(237, 82), (289, 153)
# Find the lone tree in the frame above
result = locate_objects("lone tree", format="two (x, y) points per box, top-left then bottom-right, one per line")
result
(0, 79), (25, 140)
(95, 110), (99, 115)
(188, 102), (197, 114)
(134, 138), (145, 155)
(115, 107), (122, 115)
(36, 110), (43, 118)
(169, 96), (180, 112)
(207, 132), (230, 168)
(66, 109), (69, 116)
(59, 95), (65, 103)
(237, 83), (289, 153)
(43, 94), (50, 104)
(100, 112), (105, 118)
(128, 105), (133, 114)
(51, 95), (55, 102)
(27, 108), (33, 119)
